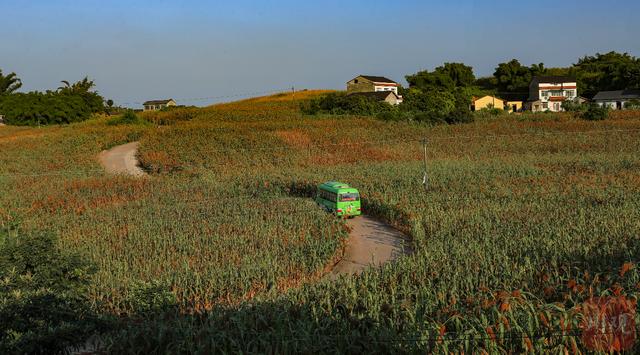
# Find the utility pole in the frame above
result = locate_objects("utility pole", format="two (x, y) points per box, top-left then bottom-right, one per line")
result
(422, 137), (428, 191)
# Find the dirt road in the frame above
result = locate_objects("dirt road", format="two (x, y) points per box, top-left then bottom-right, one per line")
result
(98, 142), (408, 277)
(99, 142), (146, 177)
(329, 215), (410, 278)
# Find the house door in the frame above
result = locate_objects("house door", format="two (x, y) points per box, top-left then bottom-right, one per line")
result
(553, 102), (561, 111)
(617, 101), (623, 110)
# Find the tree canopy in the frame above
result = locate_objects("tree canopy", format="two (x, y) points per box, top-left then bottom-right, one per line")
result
(0, 70), (22, 95)
(492, 59), (545, 94)
(406, 63), (476, 90)
(0, 74), (105, 125)
(574, 52), (640, 98)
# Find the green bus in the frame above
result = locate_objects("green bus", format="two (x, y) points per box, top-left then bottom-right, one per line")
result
(315, 181), (362, 217)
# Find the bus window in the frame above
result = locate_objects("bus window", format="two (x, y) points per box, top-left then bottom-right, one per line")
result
(340, 193), (360, 202)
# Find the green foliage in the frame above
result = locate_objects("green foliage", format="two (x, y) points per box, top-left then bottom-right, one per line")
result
(0, 70), (22, 95)
(0, 92), (93, 125)
(575, 52), (640, 98)
(0, 77), (104, 126)
(0, 230), (106, 354)
(123, 280), (177, 316)
(561, 99), (588, 113)
(493, 59), (545, 93)
(406, 62), (475, 91)
(625, 99), (640, 109)
(301, 92), (393, 115)
(57, 77), (105, 114)
(401, 89), (456, 123)
(142, 107), (199, 125)
(581, 104), (609, 120)
(107, 110), (149, 126)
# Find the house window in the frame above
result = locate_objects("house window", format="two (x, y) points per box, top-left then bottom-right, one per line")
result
(542, 102), (548, 109)
(541, 91), (549, 98)
(354, 79), (358, 84)
(566, 90), (575, 97)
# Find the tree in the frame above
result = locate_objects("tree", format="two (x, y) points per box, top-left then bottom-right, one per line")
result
(406, 63), (475, 91)
(493, 59), (544, 93)
(574, 52), (640, 98)
(0, 70), (22, 95)
(106, 99), (114, 108)
(58, 77), (104, 113)
(401, 88), (456, 123)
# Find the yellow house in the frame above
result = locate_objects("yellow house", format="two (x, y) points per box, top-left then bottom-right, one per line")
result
(504, 100), (523, 113)
(471, 95), (505, 111)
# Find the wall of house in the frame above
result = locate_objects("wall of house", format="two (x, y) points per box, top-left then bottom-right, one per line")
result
(382, 94), (402, 105)
(347, 77), (376, 93)
(374, 85), (398, 95)
(597, 100), (628, 110)
(473, 96), (505, 111)
(529, 81), (577, 112)
(506, 101), (523, 113)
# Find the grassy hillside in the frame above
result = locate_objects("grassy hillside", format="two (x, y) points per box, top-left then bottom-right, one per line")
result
(2, 91), (640, 352)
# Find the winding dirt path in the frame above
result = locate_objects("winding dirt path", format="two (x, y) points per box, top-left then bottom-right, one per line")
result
(99, 142), (146, 177)
(98, 142), (409, 278)
(329, 216), (411, 278)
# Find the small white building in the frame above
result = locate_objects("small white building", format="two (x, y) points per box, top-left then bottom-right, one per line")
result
(593, 90), (640, 110)
(528, 76), (578, 112)
(143, 99), (177, 112)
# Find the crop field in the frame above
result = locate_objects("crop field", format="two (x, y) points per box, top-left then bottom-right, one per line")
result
(2, 91), (640, 352)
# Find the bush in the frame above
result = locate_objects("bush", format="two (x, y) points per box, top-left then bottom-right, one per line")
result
(142, 107), (199, 125)
(625, 99), (640, 110)
(0, 230), (107, 354)
(581, 104), (609, 120)
(301, 92), (393, 116)
(123, 280), (177, 316)
(0, 92), (94, 126)
(561, 99), (588, 112)
(107, 110), (149, 126)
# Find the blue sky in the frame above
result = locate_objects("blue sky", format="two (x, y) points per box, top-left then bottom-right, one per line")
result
(1, 0), (639, 106)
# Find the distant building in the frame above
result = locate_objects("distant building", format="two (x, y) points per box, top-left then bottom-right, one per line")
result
(471, 95), (505, 111)
(500, 93), (527, 113)
(143, 99), (177, 112)
(348, 91), (403, 106)
(593, 90), (640, 110)
(347, 75), (400, 96)
(527, 76), (578, 112)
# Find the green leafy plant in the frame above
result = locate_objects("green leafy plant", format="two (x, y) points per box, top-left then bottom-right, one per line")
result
(107, 110), (149, 126)
(0, 231), (107, 354)
(582, 104), (609, 120)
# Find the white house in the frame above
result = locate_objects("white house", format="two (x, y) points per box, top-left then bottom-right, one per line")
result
(593, 90), (640, 110)
(143, 99), (177, 112)
(527, 76), (578, 112)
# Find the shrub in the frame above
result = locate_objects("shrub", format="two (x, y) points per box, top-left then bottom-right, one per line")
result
(123, 280), (177, 316)
(107, 110), (149, 126)
(0, 92), (94, 126)
(562, 99), (588, 112)
(0, 230), (107, 354)
(625, 99), (640, 110)
(582, 104), (609, 120)
(301, 92), (393, 116)
(142, 107), (199, 125)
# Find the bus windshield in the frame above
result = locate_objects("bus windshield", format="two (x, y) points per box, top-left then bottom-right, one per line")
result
(339, 193), (360, 202)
